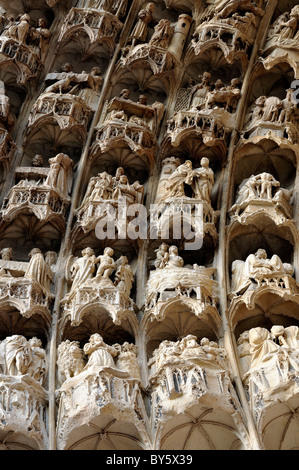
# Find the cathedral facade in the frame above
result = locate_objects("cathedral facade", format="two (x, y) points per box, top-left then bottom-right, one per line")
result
(0, 0), (298, 450)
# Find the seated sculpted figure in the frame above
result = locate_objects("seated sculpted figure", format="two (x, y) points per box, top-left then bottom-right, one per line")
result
(112, 174), (141, 204)
(248, 327), (279, 369)
(232, 249), (293, 293)
(83, 333), (118, 371)
(153, 244), (184, 269)
(166, 245), (184, 268)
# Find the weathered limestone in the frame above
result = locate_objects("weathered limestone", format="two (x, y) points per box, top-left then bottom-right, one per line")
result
(0, 0), (299, 452)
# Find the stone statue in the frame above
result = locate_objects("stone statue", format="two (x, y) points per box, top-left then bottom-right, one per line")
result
(166, 245), (184, 268)
(1, 335), (47, 384)
(5, 335), (32, 376)
(192, 157), (214, 203)
(24, 248), (52, 294)
(232, 249), (293, 294)
(235, 173), (280, 204)
(31, 154), (44, 167)
(129, 2), (155, 47)
(271, 325), (299, 349)
(190, 72), (211, 111)
(149, 19), (174, 49)
(154, 243), (169, 269)
(4, 13), (31, 45)
(238, 325), (299, 375)
(44, 153), (73, 198)
(115, 342), (141, 380)
(0, 81), (10, 123)
(27, 337), (47, 384)
(57, 340), (85, 382)
(249, 327), (280, 369)
(112, 174), (140, 204)
(274, 6), (299, 41)
(153, 244), (184, 269)
(237, 330), (251, 375)
(81, 172), (113, 204)
(205, 78), (241, 112)
(83, 333), (118, 370)
(114, 256), (134, 296)
(94, 247), (116, 283)
(278, 89), (297, 123)
(30, 18), (51, 61)
(262, 96), (282, 122)
(69, 247), (98, 292)
(164, 160), (194, 199)
(0, 247), (12, 261)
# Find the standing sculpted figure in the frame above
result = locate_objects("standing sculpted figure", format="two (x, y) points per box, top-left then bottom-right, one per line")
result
(5, 335), (32, 376)
(24, 248), (51, 294)
(262, 96), (282, 122)
(129, 2), (155, 47)
(4, 13), (31, 44)
(2, 335), (47, 383)
(27, 337), (47, 384)
(237, 331), (251, 375)
(30, 18), (51, 61)
(114, 256), (134, 296)
(81, 172), (113, 204)
(149, 18), (174, 48)
(192, 157), (214, 203)
(45, 153), (73, 198)
(69, 247), (98, 292)
(190, 72), (211, 111)
(112, 174), (140, 204)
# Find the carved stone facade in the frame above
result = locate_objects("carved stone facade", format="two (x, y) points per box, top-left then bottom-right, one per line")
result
(0, 0), (298, 451)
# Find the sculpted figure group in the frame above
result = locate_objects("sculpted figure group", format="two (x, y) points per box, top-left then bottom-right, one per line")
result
(150, 334), (226, 372)
(0, 247), (56, 295)
(57, 334), (140, 385)
(106, 88), (164, 133)
(189, 72), (241, 113)
(67, 246), (134, 297)
(79, 167), (143, 208)
(231, 249), (293, 294)
(0, 11), (51, 60)
(266, 5), (299, 43)
(0, 334), (47, 385)
(9, 153), (73, 203)
(162, 158), (214, 203)
(154, 243), (184, 270)
(247, 89), (298, 127)
(237, 325), (299, 375)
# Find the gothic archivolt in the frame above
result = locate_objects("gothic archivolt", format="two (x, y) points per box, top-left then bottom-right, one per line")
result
(0, 0), (298, 451)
